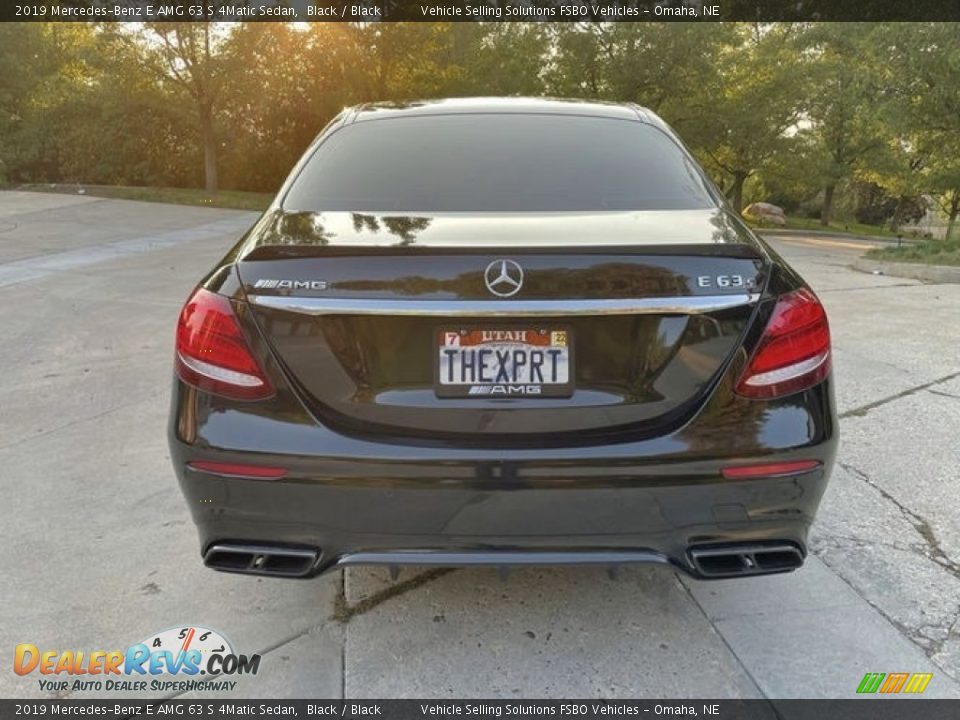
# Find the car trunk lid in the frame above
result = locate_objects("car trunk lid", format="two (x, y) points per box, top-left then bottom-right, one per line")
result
(237, 210), (769, 444)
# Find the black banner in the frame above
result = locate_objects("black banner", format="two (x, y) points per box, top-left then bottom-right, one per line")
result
(4, 0), (960, 22)
(0, 700), (959, 720)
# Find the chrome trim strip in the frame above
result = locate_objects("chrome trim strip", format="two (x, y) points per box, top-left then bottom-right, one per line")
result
(249, 293), (760, 317)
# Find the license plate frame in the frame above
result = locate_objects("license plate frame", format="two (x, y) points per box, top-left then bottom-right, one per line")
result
(434, 324), (575, 398)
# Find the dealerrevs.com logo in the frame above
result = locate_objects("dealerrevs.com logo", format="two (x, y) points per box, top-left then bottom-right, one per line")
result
(14, 626), (260, 694)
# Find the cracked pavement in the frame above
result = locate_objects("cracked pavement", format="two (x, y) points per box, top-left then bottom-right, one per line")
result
(1, 193), (958, 699)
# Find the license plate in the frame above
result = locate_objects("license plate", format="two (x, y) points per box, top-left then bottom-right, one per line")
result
(435, 327), (573, 398)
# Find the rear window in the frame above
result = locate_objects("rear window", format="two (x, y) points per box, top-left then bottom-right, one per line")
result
(282, 114), (716, 213)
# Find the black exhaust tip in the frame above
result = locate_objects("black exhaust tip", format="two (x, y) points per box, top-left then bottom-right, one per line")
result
(689, 543), (803, 578)
(204, 543), (319, 578)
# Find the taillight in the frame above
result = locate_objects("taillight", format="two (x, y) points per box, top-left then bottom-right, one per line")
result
(735, 288), (831, 399)
(175, 288), (273, 401)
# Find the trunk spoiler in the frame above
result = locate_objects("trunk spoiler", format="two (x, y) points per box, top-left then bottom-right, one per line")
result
(241, 243), (765, 262)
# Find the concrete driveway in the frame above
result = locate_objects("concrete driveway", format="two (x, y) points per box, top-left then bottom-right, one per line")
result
(1, 191), (958, 699)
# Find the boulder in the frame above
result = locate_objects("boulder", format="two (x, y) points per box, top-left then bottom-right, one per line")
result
(742, 202), (787, 226)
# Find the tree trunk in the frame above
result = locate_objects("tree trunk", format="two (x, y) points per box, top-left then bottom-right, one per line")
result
(820, 184), (836, 226)
(201, 106), (218, 194)
(890, 196), (905, 232)
(728, 170), (748, 214)
(947, 191), (960, 241)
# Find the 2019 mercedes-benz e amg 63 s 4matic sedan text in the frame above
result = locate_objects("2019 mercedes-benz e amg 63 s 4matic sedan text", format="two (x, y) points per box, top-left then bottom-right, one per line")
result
(169, 98), (836, 580)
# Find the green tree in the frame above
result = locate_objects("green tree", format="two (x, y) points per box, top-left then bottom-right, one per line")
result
(215, 23), (361, 191)
(684, 23), (804, 212)
(545, 22), (733, 112)
(801, 23), (886, 225)
(442, 23), (549, 97)
(876, 23), (960, 238)
(0, 24), (100, 184)
(546, 22), (803, 212)
(352, 23), (456, 101)
(544, 23), (607, 97)
(0, 24), (49, 183)
(129, 21), (233, 192)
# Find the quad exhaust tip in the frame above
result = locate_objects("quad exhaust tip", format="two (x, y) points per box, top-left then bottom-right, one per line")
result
(204, 543), (319, 578)
(689, 543), (803, 578)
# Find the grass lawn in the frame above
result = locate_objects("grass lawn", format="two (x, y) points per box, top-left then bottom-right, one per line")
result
(866, 236), (960, 266)
(744, 215), (905, 239)
(15, 183), (272, 211)
(779, 217), (906, 239)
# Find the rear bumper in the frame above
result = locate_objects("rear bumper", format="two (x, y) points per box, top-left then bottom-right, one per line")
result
(169, 376), (837, 580)
(174, 457), (829, 580)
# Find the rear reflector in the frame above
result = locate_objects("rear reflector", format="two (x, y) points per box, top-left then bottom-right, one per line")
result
(175, 288), (273, 401)
(735, 288), (831, 399)
(721, 460), (821, 479)
(187, 461), (287, 479)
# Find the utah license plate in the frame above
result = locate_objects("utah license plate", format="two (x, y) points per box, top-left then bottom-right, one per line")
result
(435, 327), (573, 398)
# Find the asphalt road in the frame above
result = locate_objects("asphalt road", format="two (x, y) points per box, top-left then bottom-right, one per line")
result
(1, 191), (958, 699)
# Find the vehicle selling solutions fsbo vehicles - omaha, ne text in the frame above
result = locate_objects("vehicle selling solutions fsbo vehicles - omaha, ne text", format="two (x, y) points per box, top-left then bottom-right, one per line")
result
(168, 98), (837, 580)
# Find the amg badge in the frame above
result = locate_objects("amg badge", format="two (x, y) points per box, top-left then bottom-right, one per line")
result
(253, 279), (328, 290)
(468, 385), (543, 395)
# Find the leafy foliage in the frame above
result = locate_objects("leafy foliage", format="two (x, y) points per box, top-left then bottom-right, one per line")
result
(0, 21), (958, 233)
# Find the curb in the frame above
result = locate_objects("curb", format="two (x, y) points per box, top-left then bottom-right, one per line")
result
(759, 228), (915, 245)
(852, 257), (960, 284)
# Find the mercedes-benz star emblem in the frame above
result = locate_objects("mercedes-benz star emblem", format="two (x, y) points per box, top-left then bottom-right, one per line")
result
(484, 259), (524, 297)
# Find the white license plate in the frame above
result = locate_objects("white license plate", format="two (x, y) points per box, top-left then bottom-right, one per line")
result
(435, 327), (573, 398)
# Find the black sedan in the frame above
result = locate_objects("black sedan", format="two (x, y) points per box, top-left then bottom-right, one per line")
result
(169, 98), (836, 580)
